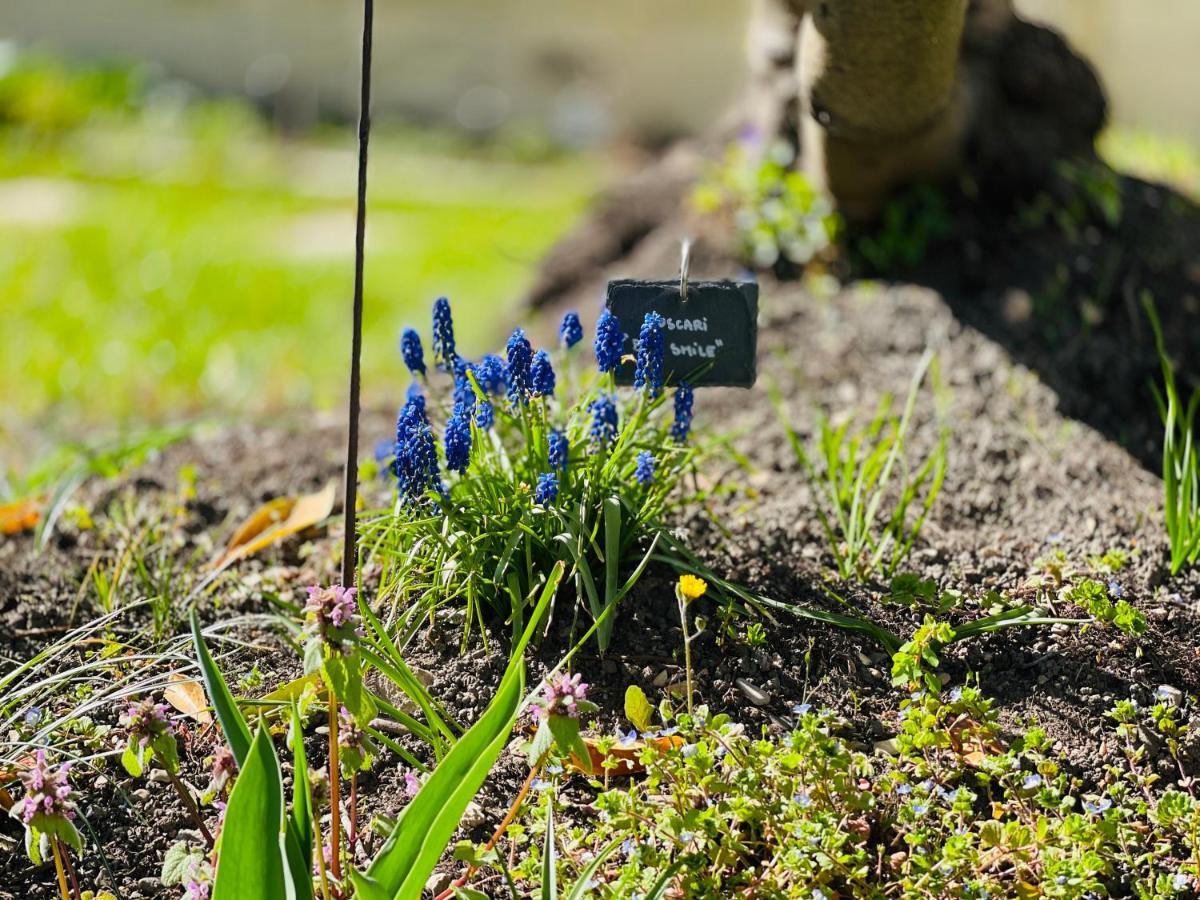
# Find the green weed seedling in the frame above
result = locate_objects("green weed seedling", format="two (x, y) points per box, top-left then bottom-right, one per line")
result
(781, 350), (948, 583)
(1144, 294), (1200, 574)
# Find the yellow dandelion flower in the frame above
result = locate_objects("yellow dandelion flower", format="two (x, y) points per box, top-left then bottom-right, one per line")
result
(677, 574), (708, 601)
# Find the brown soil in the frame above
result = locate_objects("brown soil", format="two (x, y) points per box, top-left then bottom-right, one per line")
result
(3, 173), (1200, 898)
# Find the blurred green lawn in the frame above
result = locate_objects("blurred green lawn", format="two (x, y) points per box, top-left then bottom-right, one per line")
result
(0, 59), (599, 473)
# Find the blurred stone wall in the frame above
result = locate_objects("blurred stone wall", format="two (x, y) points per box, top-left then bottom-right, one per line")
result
(1, 0), (1196, 144)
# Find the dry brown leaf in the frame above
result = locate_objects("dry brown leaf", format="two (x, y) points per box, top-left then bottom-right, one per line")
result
(0, 499), (40, 535)
(0, 785), (12, 812)
(210, 481), (336, 569)
(569, 733), (685, 777)
(164, 673), (213, 724)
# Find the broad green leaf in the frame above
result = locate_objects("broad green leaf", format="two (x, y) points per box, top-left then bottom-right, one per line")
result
(548, 714), (592, 776)
(353, 562), (564, 900)
(121, 742), (144, 778)
(189, 611), (252, 765)
(599, 496), (621, 650)
(212, 727), (290, 900)
(624, 685), (653, 733)
(541, 800), (557, 900)
(287, 704), (314, 898)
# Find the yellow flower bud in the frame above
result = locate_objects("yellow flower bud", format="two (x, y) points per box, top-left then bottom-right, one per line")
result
(677, 574), (708, 601)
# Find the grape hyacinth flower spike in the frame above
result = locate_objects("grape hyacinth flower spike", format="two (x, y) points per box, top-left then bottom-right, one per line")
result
(634, 311), (666, 398)
(548, 429), (569, 472)
(505, 328), (533, 406)
(531, 349), (556, 398)
(393, 395), (440, 505)
(431, 296), (457, 370)
(534, 472), (559, 506)
(595, 309), (625, 374)
(560, 311), (583, 348)
(671, 382), (694, 443)
(444, 404), (472, 475)
(588, 395), (619, 450)
(477, 353), (506, 396)
(635, 451), (656, 485)
(399, 328), (426, 378)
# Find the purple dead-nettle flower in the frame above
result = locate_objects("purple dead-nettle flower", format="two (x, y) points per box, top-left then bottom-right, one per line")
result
(400, 328), (426, 378)
(402, 770), (423, 798)
(304, 585), (361, 654)
(431, 297), (457, 370)
(209, 746), (237, 794)
(531, 350), (556, 398)
(534, 671), (589, 720)
(15, 750), (76, 826)
(337, 706), (368, 756)
(185, 878), (212, 900)
(633, 312), (666, 398)
(671, 382), (694, 443)
(594, 310), (625, 374)
(122, 699), (174, 746)
(505, 328), (534, 406)
(559, 311), (583, 348)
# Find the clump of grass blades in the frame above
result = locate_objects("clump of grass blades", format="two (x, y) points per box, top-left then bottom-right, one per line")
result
(1144, 294), (1200, 575)
(360, 301), (704, 651)
(780, 350), (947, 582)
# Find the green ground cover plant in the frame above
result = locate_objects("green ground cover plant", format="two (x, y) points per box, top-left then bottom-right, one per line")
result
(479, 688), (1199, 898)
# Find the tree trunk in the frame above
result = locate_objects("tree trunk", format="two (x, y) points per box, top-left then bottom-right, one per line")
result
(784, 0), (1105, 218)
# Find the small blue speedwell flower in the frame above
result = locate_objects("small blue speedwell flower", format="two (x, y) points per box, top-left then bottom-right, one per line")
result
(432, 297), (457, 370)
(634, 312), (666, 398)
(559, 311), (583, 348)
(400, 328), (426, 377)
(595, 310), (625, 374)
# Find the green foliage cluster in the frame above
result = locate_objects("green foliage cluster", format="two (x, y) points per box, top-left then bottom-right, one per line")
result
(694, 139), (839, 270)
(487, 689), (1199, 898)
(782, 351), (948, 582)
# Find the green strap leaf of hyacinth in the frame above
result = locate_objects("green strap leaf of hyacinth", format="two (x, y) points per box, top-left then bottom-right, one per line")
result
(351, 562), (564, 900)
(211, 727), (291, 900)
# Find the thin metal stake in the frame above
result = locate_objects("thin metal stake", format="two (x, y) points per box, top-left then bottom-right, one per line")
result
(342, 0), (373, 590)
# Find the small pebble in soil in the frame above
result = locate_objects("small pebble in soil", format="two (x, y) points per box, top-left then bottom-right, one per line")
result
(1156, 685), (1183, 707)
(736, 678), (771, 707)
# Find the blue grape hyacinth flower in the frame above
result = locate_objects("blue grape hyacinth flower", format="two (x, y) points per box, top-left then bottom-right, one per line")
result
(452, 360), (477, 414)
(548, 429), (569, 472)
(475, 398), (494, 431)
(560, 311), (583, 348)
(671, 382), (694, 443)
(531, 350), (556, 398)
(534, 472), (559, 505)
(594, 310), (625, 374)
(633, 312), (666, 398)
(505, 328), (533, 406)
(477, 354), (506, 396)
(634, 451), (656, 485)
(588, 395), (619, 449)
(432, 297), (457, 370)
(400, 328), (426, 377)
(394, 395), (440, 504)
(444, 405), (472, 475)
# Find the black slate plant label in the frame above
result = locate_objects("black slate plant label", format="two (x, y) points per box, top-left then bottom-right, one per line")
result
(605, 279), (759, 388)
